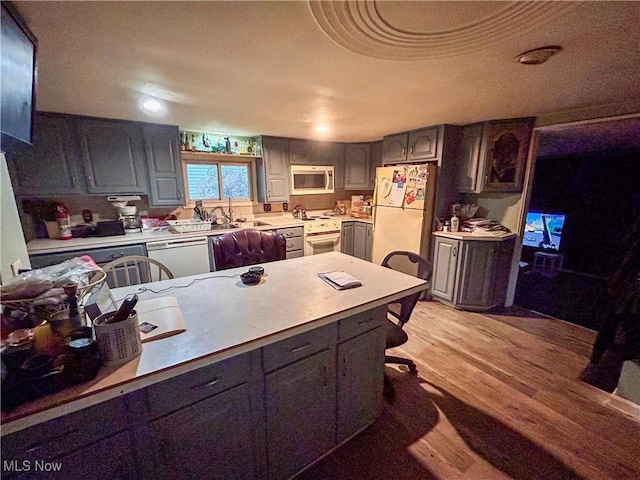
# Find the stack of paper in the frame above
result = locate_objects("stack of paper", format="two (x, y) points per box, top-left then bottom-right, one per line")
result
(317, 271), (362, 290)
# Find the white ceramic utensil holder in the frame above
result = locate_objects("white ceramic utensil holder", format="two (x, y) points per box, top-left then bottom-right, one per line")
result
(94, 310), (142, 366)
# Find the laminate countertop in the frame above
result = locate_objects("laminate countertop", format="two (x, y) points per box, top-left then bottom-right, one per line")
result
(1, 252), (427, 435)
(433, 231), (516, 241)
(26, 215), (306, 255)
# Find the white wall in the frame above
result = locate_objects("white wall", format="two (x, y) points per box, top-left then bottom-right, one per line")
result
(1, 152), (30, 283)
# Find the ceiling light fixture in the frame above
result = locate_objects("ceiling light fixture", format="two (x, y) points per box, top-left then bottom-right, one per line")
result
(140, 95), (165, 114)
(516, 46), (562, 65)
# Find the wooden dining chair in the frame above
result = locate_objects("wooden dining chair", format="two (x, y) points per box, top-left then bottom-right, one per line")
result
(102, 255), (174, 288)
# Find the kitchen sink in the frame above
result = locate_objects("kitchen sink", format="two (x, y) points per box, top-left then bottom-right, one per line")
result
(251, 221), (271, 227)
(210, 223), (240, 230)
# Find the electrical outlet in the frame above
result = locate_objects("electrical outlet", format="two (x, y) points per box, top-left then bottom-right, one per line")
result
(263, 203), (271, 212)
(283, 202), (288, 212)
(11, 259), (22, 277)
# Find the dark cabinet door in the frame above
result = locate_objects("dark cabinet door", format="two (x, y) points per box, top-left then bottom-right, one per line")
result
(151, 383), (260, 480)
(76, 118), (148, 194)
(337, 326), (385, 442)
(382, 133), (408, 164)
(407, 127), (440, 162)
(353, 221), (368, 260)
(431, 236), (459, 302)
(456, 123), (484, 192)
(341, 222), (354, 256)
(265, 349), (336, 480)
(143, 124), (183, 206)
(344, 143), (371, 190)
(6, 112), (85, 196)
(288, 139), (313, 165)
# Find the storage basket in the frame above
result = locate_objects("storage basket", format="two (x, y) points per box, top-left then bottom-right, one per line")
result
(93, 310), (142, 366)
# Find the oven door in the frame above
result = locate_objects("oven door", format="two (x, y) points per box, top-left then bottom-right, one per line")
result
(304, 232), (341, 256)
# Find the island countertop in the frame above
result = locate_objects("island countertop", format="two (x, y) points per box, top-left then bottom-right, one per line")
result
(1, 252), (427, 435)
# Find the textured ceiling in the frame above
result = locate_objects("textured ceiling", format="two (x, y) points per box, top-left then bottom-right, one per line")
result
(13, 1), (640, 142)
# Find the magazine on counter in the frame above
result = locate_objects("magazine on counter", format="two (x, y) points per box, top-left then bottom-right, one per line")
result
(317, 271), (362, 290)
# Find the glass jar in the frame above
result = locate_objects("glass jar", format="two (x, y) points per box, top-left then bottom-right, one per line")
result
(64, 338), (101, 384)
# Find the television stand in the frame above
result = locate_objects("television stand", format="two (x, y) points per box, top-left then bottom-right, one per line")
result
(533, 251), (564, 278)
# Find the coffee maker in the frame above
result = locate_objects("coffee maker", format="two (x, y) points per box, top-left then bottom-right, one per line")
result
(109, 195), (142, 234)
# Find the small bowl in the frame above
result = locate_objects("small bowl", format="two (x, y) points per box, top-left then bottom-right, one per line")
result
(248, 266), (264, 277)
(240, 272), (262, 285)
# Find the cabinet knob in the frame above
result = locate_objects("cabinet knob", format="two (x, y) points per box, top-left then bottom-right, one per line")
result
(177, 190), (182, 200)
(453, 247), (457, 257)
(402, 148), (406, 156)
(410, 146), (414, 154)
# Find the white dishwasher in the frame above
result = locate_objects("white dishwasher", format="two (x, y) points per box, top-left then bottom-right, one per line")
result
(146, 236), (210, 281)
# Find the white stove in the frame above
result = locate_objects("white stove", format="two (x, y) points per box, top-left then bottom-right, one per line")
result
(302, 216), (342, 255)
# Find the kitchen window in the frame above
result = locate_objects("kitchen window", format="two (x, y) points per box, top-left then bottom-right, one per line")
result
(183, 157), (254, 204)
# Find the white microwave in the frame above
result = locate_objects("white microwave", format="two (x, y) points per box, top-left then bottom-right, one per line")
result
(290, 165), (334, 195)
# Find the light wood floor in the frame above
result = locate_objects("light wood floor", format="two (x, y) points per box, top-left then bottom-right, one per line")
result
(299, 301), (640, 480)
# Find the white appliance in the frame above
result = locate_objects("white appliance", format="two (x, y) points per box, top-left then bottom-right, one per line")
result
(290, 165), (334, 195)
(303, 217), (342, 256)
(146, 237), (210, 280)
(371, 163), (437, 265)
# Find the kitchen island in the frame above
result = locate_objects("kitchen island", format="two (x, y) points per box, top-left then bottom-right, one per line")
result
(1, 252), (427, 479)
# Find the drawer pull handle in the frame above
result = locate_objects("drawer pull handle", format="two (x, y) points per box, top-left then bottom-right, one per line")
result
(291, 343), (311, 353)
(25, 428), (79, 453)
(287, 243), (294, 248)
(342, 357), (347, 377)
(111, 253), (125, 259)
(191, 377), (221, 390)
(358, 318), (374, 325)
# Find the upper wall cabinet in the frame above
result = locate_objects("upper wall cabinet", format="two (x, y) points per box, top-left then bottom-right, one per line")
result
(369, 141), (383, 189)
(257, 136), (290, 203)
(288, 139), (313, 165)
(6, 112), (85, 196)
(382, 126), (441, 164)
(344, 143), (371, 190)
(313, 142), (345, 188)
(76, 118), (149, 194)
(456, 117), (534, 193)
(7, 112), (185, 206)
(143, 124), (183, 206)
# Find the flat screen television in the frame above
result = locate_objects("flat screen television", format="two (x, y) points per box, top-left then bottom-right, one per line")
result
(523, 212), (566, 251)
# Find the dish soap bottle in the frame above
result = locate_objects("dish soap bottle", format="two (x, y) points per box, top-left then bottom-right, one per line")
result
(451, 213), (460, 232)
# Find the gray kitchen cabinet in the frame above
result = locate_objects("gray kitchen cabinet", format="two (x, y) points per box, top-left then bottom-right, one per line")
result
(353, 221), (368, 260)
(314, 142), (345, 188)
(288, 138), (313, 165)
(341, 221), (354, 256)
(431, 234), (516, 311)
(276, 226), (303, 259)
(337, 323), (385, 442)
(431, 236), (459, 302)
(382, 133), (408, 164)
(456, 123), (484, 192)
(75, 117), (149, 194)
(344, 143), (371, 190)
(257, 136), (289, 202)
(382, 127), (440, 164)
(6, 112), (85, 196)
(1, 397), (136, 480)
(150, 383), (262, 480)
(341, 220), (372, 262)
(142, 124), (184, 206)
(369, 140), (383, 189)
(456, 118), (534, 193)
(265, 349), (336, 480)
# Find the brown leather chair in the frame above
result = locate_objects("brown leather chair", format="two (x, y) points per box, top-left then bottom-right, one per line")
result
(211, 229), (287, 271)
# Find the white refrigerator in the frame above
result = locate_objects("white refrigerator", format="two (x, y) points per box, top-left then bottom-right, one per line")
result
(370, 163), (437, 265)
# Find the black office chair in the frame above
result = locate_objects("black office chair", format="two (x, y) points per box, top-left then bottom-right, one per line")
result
(381, 251), (433, 399)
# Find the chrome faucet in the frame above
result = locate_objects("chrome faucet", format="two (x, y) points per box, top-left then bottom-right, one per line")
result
(212, 205), (233, 224)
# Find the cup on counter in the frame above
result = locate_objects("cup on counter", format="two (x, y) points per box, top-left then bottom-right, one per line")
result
(93, 310), (142, 366)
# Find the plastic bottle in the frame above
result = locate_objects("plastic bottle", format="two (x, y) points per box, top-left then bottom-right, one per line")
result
(451, 214), (460, 232)
(56, 205), (72, 240)
(443, 219), (451, 233)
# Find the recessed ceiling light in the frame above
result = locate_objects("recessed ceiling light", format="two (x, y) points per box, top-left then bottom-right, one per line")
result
(316, 124), (330, 135)
(140, 96), (165, 114)
(516, 46), (562, 65)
